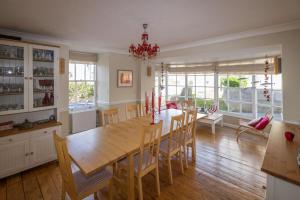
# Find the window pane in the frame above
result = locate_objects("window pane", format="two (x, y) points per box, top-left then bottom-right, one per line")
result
(85, 64), (95, 80)
(257, 89), (271, 105)
(219, 75), (227, 87)
(167, 86), (176, 100)
(273, 107), (282, 120)
(255, 75), (270, 89)
(225, 75), (240, 87)
(205, 75), (214, 87)
(241, 88), (252, 102)
(206, 87), (214, 99)
(229, 102), (240, 113)
(155, 86), (158, 96)
(196, 87), (204, 98)
(228, 87), (240, 101)
(69, 63), (75, 80)
(196, 98), (205, 107)
(218, 88), (225, 99)
(196, 76), (204, 86)
(155, 75), (159, 87)
(85, 82), (95, 103)
(161, 87), (166, 97)
(168, 75), (176, 85)
(177, 75), (185, 86)
(272, 74), (282, 90)
(206, 99), (214, 107)
(187, 86), (195, 98)
(75, 82), (95, 103)
(239, 75), (252, 88)
(69, 82), (76, 103)
(273, 90), (282, 106)
(177, 85), (186, 102)
(76, 64), (85, 80)
(241, 103), (252, 116)
(219, 99), (228, 111)
(187, 76), (195, 86)
(257, 105), (271, 118)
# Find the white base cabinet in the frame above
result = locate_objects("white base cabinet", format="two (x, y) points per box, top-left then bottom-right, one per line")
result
(0, 125), (61, 178)
(266, 175), (300, 200)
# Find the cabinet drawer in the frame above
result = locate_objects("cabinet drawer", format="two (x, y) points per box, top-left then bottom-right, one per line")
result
(29, 126), (60, 138)
(0, 133), (30, 145)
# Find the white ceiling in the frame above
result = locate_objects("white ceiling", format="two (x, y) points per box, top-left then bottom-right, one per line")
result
(0, 0), (300, 53)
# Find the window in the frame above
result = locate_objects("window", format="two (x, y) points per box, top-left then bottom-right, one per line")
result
(218, 73), (282, 120)
(187, 73), (214, 107)
(218, 74), (253, 117)
(166, 73), (186, 101)
(69, 62), (96, 108)
(255, 74), (282, 120)
(154, 72), (166, 107)
(156, 69), (283, 120)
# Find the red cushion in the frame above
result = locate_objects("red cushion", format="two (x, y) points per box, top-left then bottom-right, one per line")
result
(166, 102), (178, 109)
(248, 117), (263, 127)
(255, 116), (270, 130)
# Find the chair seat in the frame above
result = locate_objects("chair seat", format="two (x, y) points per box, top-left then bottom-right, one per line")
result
(159, 139), (180, 155)
(119, 150), (156, 174)
(73, 167), (113, 196)
(239, 120), (252, 128)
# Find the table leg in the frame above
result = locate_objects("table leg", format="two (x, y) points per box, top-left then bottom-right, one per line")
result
(212, 122), (216, 134)
(221, 118), (224, 127)
(127, 154), (135, 200)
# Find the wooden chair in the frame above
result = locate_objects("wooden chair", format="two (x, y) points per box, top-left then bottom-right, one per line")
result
(180, 100), (195, 111)
(101, 107), (119, 126)
(159, 114), (185, 184)
(182, 109), (197, 168)
(53, 132), (113, 200)
(236, 112), (273, 142)
(118, 121), (163, 200)
(140, 102), (151, 117)
(126, 103), (140, 120)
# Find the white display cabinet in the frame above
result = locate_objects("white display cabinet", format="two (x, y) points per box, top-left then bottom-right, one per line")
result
(0, 40), (59, 115)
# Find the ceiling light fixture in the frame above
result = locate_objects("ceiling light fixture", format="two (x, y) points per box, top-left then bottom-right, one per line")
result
(129, 24), (159, 60)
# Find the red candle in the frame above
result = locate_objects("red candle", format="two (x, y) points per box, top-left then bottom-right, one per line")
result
(152, 88), (155, 124)
(145, 92), (149, 114)
(158, 92), (161, 114)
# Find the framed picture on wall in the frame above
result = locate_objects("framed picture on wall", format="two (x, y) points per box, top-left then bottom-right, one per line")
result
(117, 70), (133, 87)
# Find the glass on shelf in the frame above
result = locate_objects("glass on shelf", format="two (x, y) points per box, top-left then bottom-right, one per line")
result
(0, 45), (24, 60)
(32, 48), (55, 108)
(0, 44), (25, 113)
(33, 48), (54, 62)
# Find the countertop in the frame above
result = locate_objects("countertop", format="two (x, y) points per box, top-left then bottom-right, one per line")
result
(261, 121), (300, 186)
(0, 121), (62, 137)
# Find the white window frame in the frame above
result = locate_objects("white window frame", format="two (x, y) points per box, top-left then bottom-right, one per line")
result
(69, 61), (97, 107)
(157, 71), (283, 120)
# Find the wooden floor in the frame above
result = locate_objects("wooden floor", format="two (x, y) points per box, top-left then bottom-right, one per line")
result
(0, 124), (267, 200)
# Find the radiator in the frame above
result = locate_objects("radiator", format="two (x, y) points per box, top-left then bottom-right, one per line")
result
(70, 109), (96, 134)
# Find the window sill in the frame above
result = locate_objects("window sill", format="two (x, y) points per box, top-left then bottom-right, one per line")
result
(218, 111), (253, 120)
(69, 103), (96, 113)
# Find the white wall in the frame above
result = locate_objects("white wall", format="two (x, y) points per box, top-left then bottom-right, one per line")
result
(57, 45), (70, 136)
(157, 29), (300, 122)
(108, 53), (139, 103)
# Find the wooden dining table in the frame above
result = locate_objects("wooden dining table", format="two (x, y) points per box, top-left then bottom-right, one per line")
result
(66, 109), (206, 200)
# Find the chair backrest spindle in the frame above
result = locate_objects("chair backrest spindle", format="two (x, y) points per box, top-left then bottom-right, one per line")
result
(169, 114), (185, 153)
(126, 103), (140, 120)
(53, 132), (78, 199)
(138, 120), (163, 174)
(101, 108), (119, 126)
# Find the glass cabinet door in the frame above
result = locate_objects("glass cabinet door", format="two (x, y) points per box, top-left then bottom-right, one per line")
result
(0, 43), (27, 114)
(31, 47), (56, 109)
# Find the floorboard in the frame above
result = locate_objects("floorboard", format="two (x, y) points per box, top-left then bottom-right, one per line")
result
(0, 125), (267, 200)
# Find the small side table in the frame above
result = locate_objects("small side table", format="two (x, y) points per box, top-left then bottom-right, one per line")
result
(199, 113), (224, 134)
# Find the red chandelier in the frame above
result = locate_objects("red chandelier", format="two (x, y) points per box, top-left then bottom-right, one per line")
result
(129, 24), (160, 60)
